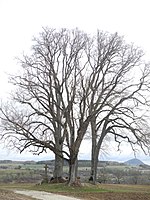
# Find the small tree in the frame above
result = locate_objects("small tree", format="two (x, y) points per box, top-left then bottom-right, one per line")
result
(113, 169), (125, 184)
(98, 166), (108, 183)
(128, 168), (142, 184)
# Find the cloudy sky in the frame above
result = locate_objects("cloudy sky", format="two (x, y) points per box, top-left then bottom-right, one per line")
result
(0, 0), (150, 163)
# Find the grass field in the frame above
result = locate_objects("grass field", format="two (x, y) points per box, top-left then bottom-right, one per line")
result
(1, 182), (150, 200)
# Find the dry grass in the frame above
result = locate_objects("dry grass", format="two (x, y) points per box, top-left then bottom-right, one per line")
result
(0, 189), (36, 200)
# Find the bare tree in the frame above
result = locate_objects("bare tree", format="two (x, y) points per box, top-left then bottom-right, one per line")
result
(128, 169), (142, 184)
(87, 32), (150, 184)
(0, 28), (150, 186)
(113, 169), (125, 184)
(0, 28), (89, 184)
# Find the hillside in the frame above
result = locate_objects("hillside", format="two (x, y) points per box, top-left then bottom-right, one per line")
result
(124, 158), (145, 166)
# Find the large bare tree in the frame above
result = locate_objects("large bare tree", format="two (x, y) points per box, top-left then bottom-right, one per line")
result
(0, 28), (150, 185)
(0, 28), (89, 184)
(87, 32), (150, 183)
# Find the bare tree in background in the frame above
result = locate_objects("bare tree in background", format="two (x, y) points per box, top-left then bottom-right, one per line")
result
(1, 28), (150, 185)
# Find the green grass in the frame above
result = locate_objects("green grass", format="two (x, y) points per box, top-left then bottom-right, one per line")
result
(1, 182), (150, 194)
(0, 182), (109, 193)
(32, 183), (109, 193)
(33, 183), (150, 194)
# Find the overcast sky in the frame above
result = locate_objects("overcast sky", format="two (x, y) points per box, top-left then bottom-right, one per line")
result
(0, 0), (150, 163)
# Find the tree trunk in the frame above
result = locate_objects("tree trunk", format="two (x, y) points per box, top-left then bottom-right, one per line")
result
(53, 154), (63, 179)
(90, 117), (98, 184)
(90, 119), (107, 184)
(68, 157), (78, 186)
(90, 147), (99, 184)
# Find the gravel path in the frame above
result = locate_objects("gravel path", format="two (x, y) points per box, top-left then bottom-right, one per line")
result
(14, 190), (81, 200)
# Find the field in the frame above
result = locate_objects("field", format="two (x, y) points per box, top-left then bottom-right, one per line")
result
(0, 159), (150, 182)
(0, 161), (46, 183)
(31, 183), (150, 200)
(1, 160), (150, 199)
(1, 183), (150, 200)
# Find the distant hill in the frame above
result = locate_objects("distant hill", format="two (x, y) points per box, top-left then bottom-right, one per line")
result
(124, 158), (145, 166)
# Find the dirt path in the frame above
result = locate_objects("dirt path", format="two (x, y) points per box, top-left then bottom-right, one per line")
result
(14, 190), (81, 200)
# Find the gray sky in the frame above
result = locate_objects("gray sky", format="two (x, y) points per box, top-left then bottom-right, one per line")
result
(0, 0), (150, 163)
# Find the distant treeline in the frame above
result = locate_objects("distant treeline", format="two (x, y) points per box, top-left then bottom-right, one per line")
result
(0, 159), (126, 167)
(36, 160), (124, 167)
(0, 160), (12, 164)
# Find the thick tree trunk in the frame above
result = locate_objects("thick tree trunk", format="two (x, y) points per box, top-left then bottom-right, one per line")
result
(68, 157), (79, 186)
(53, 154), (63, 179)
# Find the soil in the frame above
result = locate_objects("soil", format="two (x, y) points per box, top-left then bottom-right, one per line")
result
(1, 189), (150, 200)
(58, 192), (150, 200)
(0, 189), (36, 200)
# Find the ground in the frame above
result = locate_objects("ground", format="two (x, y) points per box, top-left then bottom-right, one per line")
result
(1, 184), (150, 200)
(63, 192), (150, 200)
(1, 190), (150, 200)
(0, 189), (36, 200)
